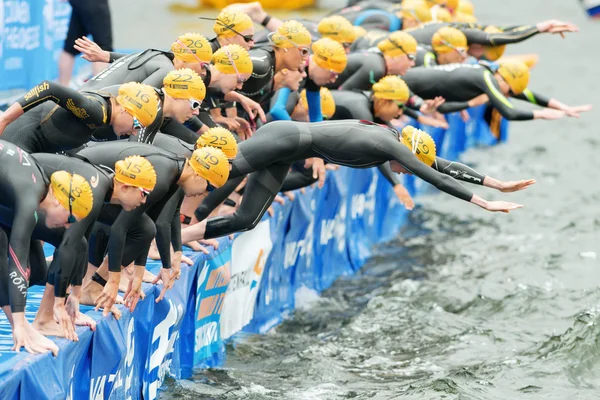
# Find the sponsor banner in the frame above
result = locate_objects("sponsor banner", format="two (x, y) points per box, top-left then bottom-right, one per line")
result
(220, 220), (272, 340)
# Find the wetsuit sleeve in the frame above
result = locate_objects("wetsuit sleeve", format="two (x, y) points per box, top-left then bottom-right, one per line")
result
(171, 190), (185, 252)
(7, 194), (40, 312)
(403, 108), (420, 119)
(270, 88), (293, 121)
(480, 71), (534, 120)
(339, 63), (384, 92)
(52, 192), (104, 297)
(377, 162), (401, 185)
(109, 52), (129, 62)
(432, 157), (485, 185)
(141, 67), (173, 89)
(17, 81), (106, 125)
(406, 92), (469, 114)
(161, 119), (199, 144)
(463, 25), (540, 46)
(184, 116), (204, 133)
(377, 137), (475, 202)
(144, 187), (181, 266)
(197, 111), (218, 129)
(280, 161), (318, 192)
(107, 180), (170, 272)
(512, 88), (551, 107)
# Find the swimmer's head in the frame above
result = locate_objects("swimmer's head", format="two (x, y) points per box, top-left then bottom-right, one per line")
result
(377, 31), (418, 75)
(171, 33), (213, 74)
(397, 1), (432, 29)
(115, 82), (161, 135)
(270, 21), (312, 71)
(196, 127), (239, 161)
(497, 60), (530, 95)
(212, 44), (253, 91)
(298, 87), (336, 119)
(48, 171), (94, 226)
(400, 126), (437, 166)
(213, 9), (254, 51)
(481, 26), (506, 61)
(187, 147), (230, 196)
(318, 16), (356, 50)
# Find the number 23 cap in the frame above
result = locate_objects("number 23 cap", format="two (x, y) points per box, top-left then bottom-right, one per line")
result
(195, 127), (239, 160)
(189, 147), (230, 187)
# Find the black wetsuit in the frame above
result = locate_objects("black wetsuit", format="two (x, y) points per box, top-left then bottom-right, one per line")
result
(195, 120), (486, 239)
(405, 22), (541, 47)
(349, 29), (389, 52)
(403, 63), (550, 120)
(0, 140), (51, 313)
(238, 47), (278, 112)
(76, 142), (185, 272)
(414, 45), (438, 68)
(28, 154), (114, 297)
(2, 81), (114, 153)
(81, 50), (203, 144)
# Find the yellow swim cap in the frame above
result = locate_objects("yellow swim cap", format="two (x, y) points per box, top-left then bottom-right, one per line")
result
(497, 60), (530, 95)
(171, 33), (213, 64)
(400, 126), (437, 166)
(196, 127), (239, 160)
(482, 26), (506, 61)
(432, 27), (468, 54)
(433, 7), (452, 21)
(453, 11), (477, 23)
(189, 146), (230, 188)
(457, 0), (474, 15)
(372, 75), (410, 102)
(317, 16), (356, 44)
(397, 2), (433, 23)
(377, 31), (418, 57)
(213, 10), (253, 38)
(354, 26), (367, 38)
(424, 0), (458, 11)
(270, 20), (312, 49)
(163, 68), (206, 101)
(311, 38), (347, 73)
(213, 44), (253, 75)
(114, 155), (157, 192)
(116, 82), (160, 128)
(50, 171), (94, 220)
(299, 87), (336, 119)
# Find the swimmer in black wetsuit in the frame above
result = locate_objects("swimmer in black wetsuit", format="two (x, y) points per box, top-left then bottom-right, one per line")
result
(75, 142), (229, 314)
(203, 9), (256, 52)
(403, 61), (592, 121)
(405, 20), (578, 62)
(0, 140), (94, 355)
(74, 34), (265, 137)
(183, 120), (533, 242)
(0, 81), (160, 153)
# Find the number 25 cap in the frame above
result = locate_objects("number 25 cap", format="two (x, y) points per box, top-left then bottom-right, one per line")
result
(195, 127), (239, 160)
(189, 147), (230, 187)
(114, 155), (157, 192)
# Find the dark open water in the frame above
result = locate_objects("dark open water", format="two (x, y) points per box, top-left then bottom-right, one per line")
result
(161, 1), (600, 398)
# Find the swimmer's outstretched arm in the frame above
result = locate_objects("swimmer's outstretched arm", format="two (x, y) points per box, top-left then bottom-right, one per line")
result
(433, 157), (535, 193)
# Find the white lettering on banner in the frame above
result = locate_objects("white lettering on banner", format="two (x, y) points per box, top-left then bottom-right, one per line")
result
(112, 318), (136, 398)
(146, 300), (183, 400)
(195, 321), (218, 352)
(221, 220), (272, 340)
(90, 374), (116, 400)
(283, 219), (314, 269)
(4, 57), (23, 70)
(319, 203), (347, 253)
(351, 173), (377, 227)
(66, 365), (75, 400)
(4, 26), (41, 50)
(5, 1), (30, 24)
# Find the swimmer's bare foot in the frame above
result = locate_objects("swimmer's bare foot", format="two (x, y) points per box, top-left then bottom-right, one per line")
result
(25, 321), (59, 356)
(148, 240), (160, 260)
(75, 312), (96, 331)
(143, 269), (156, 283)
(32, 316), (66, 338)
(119, 273), (130, 293)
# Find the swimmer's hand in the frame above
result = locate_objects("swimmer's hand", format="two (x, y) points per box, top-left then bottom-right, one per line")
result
(393, 184), (414, 210)
(74, 36), (110, 63)
(95, 272), (120, 317)
(471, 195), (523, 213)
(305, 158), (327, 188)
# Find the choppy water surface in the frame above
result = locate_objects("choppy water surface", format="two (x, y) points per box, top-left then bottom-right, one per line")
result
(160, 0), (600, 398)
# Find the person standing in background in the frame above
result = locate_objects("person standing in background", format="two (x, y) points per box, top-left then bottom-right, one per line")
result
(58, 0), (113, 86)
